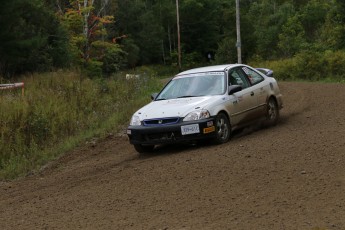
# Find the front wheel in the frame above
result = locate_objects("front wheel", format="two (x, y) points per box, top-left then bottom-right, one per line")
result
(266, 97), (279, 126)
(212, 113), (231, 144)
(134, 144), (155, 153)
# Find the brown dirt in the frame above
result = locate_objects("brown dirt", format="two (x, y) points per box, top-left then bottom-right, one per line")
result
(1, 82), (345, 230)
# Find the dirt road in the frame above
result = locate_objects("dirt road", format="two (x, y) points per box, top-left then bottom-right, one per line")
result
(1, 82), (345, 230)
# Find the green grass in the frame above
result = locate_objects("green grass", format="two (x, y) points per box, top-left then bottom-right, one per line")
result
(0, 67), (164, 180)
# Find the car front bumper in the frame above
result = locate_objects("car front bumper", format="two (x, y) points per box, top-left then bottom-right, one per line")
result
(127, 118), (216, 145)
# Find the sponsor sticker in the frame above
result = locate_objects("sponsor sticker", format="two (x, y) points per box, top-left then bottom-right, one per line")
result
(203, 126), (215, 134)
(207, 121), (213, 127)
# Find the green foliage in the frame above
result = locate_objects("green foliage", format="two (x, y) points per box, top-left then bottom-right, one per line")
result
(182, 52), (204, 69)
(278, 16), (307, 57)
(112, 0), (345, 67)
(138, 11), (165, 64)
(248, 1), (295, 59)
(85, 60), (103, 78)
(3, 0), (345, 76)
(314, 1), (345, 51)
(59, 0), (125, 77)
(215, 37), (237, 64)
(114, 0), (174, 65)
(334, 0), (345, 49)
(323, 50), (345, 79)
(0, 0), (70, 77)
(122, 39), (140, 68)
(102, 44), (127, 75)
(179, 0), (222, 55)
(0, 69), (163, 179)
(250, 50), (345, 82)
(299, 0), (329, 41)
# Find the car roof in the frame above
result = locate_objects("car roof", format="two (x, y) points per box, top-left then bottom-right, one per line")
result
(176, 64), (243, 76)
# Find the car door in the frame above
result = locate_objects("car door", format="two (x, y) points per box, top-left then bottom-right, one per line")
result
(241, 66), (268, 117)
(227, 67), (257, 126)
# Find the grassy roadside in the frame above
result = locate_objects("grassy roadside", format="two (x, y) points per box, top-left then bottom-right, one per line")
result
(0, 67), (167, 180)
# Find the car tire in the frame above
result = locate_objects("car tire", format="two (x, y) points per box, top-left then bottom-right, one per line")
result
(266, 97), (279, 126)
(134, 144), (155, 153)
(212, 113), (231, 144)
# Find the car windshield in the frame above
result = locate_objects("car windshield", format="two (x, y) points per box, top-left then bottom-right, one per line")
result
(156, 72), (226, 100)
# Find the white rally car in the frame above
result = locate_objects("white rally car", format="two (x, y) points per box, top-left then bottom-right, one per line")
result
(127, 64), (283, 153)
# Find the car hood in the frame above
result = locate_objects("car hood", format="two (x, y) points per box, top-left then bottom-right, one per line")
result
(134, 96), (222, 120)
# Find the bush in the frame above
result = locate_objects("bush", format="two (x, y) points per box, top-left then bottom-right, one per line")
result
(250, 50), (345, 82)
(182, 52), (204, 69)
(85, 60), (103, 78)
(215, 37), (237, 64)
(324, 50), (345, 79)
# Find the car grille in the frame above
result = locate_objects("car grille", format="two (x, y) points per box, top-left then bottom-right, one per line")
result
(143, 117), (180, 126)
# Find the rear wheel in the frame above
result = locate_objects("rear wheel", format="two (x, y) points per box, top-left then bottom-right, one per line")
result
(134, 144), (155, 153)
(266, 97), (279, 126)
(212, 113), (231, 144)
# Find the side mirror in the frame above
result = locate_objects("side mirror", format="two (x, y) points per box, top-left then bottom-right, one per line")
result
(228, 85), (242, 95)
(151, 93), (158, 100)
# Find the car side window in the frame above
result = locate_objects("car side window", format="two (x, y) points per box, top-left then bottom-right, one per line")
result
(228, 68), (250, 89)
(242, 67), (264, 85)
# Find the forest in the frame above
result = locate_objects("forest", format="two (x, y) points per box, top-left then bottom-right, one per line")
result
(1, 0), (345, 79)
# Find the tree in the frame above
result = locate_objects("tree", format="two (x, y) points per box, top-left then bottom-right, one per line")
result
(179, 0), (222, 62)
(298, 0), (329, 42)
(114, 0), (174, 65)
(278, 15), (307, 57)
(246, 1), (295, 59)
(0, 0), (70, 77)
(333, 0), (345, 49)
(62, 1), (111, 60)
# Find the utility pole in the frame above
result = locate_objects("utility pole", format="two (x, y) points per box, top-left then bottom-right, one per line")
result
(176, 0), (182, 71)
(236, 0), (242, 64)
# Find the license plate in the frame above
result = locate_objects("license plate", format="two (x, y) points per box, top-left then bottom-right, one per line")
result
(181, 124), (200, 135)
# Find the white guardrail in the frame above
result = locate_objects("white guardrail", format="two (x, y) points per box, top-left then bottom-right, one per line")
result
(0, 82), (25, 96)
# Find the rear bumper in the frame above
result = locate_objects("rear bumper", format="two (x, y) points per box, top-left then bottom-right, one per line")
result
(127, 118), (216, 145)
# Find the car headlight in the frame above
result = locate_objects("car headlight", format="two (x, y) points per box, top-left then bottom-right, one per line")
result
(130, 115), (141, 126)
(183, 109), (210, 121)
